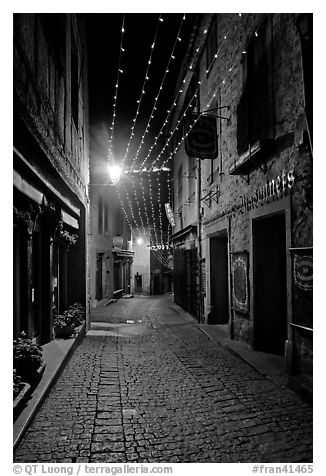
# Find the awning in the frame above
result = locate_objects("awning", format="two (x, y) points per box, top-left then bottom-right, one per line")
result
(61, 210), (79, 229)
(113, 248), (135, 260)
(14, 147), (80, 218)
(14, 170), (45, 205)
(170, 224), (197, 242)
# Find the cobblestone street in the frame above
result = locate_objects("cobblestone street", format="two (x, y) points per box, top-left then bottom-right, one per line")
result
(14, 296), (313, 463)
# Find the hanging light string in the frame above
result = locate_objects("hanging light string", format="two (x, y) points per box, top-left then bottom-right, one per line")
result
(152, 248), (173, 269)
(147, 170), (160, 246)
(158, 14), (247, 170)
(128, 14), (187, 172)
(113, 14), (246, 263)
(123, 182), (148, 240)
(142, 13), (246, 172)
(139, 172), (158, 246)
(115, 183), (135, 234)
(137, 19), (209, 173)
(120, 15), (163, 170)
(130, 172), (151, 240)
(108, 15), (126, 164)
(116, 175), (173, 268)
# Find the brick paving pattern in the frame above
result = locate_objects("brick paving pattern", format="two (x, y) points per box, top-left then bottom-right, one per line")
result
(14, 296), (313, 463)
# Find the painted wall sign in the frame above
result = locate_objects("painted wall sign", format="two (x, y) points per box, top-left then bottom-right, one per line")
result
(290, 247), (313, 328)
(204, 165), (295, 226)
(185, 114), (218, 159)
(294, 254), (313, 291)
(239, 165), (295, 213)
(165, 203), (175, 227)
(231, 252), (249, 313)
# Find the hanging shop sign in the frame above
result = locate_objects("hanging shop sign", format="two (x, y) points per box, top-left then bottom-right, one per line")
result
(148, 244), (172, 250)
(231, 252), (249, 313)
(185, 114), (218, 159)
(294, 254), (313, 291)
(292, 249), (313, 291)
(165, 203), (176, 227)
(289, 247), (312, 328)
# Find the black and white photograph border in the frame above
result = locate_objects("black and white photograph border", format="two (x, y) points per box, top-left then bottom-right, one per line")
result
(2, 0), (322, 473)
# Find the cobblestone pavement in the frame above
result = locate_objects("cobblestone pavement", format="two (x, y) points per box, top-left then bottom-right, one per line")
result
(14, 296), (313, 463)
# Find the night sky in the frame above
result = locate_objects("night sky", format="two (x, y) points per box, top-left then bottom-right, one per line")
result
(87, 13), (197, 248)
(87, 13), (195, 169)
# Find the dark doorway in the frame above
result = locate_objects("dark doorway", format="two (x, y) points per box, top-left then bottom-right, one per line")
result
(13, 225), (28, 338)
(32, 229), (42, 342)
(96, 253), (103, 300)
(253, 213), (287, 355)
(135, 273), (143, 293)
(210, 235), (229, 324)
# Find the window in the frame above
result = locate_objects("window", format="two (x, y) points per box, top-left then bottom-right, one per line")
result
(40, 14), (66, 72)
(177, 165), (183, 208)
(114, 208), (123, 236)
(98, 196), (103, 234)
(206, 16), (217, 74)
(237, 16), (273, 156)
(296, 14), (313, 147)
(188, 156), (196, 199)
(104, 200), (109, 234)
(71, 28), (79, 129)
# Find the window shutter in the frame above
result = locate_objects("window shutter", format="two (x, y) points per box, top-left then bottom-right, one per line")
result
(237, 16), (274, 156)
(237, 84), (250, 155)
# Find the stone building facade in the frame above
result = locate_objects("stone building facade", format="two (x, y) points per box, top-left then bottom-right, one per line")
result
(13, 14), (89, 343)
(170, 13), (312, 390)
(88, 149), (134, 305)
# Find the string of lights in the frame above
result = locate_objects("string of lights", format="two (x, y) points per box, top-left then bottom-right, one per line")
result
(158, 14), (248, 170)
(116, 173), (173, 268)
(121, 15), (163, 170)
(136, 20), (210, 173)
(147, 170), (160, 246)
(141, 13), (246, 172)
(139, 171), (157, 246)
(130, 174), (148, 240)
(110, 14), (248, 269)
(133, 15), (248, 255)
(128, 14), (187, 172)
(115, 183), (135, 234)
(108, 15), (126, 164)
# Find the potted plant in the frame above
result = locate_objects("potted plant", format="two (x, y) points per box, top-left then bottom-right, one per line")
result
(53, 314), (75, 339)
(63, 302), (85, 327)
(13, 333), (45, 387)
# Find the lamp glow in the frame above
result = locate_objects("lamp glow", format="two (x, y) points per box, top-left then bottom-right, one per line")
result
(137, 237), (143, 245)
(108, 164), (122, 184)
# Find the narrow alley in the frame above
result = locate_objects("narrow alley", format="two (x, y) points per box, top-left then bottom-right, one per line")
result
(14, 295), (313, 464)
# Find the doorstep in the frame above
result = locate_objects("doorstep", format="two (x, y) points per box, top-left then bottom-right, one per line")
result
(13, 322), (86, 450)
(199, 324), (288, 388)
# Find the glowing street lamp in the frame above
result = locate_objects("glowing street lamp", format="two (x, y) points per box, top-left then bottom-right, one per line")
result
(136, 237), (143, 245)
(108, 164), (122, 184)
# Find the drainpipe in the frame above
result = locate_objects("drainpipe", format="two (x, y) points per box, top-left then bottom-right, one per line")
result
(197, 156), (203, 323)
(228, 215), (233, 339)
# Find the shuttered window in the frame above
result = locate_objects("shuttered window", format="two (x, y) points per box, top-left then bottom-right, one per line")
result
(237, 16), (274, 156)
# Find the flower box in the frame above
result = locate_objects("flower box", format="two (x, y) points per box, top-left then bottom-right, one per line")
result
(54, 324), (75, 339)
(13, 382), (31, 420)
